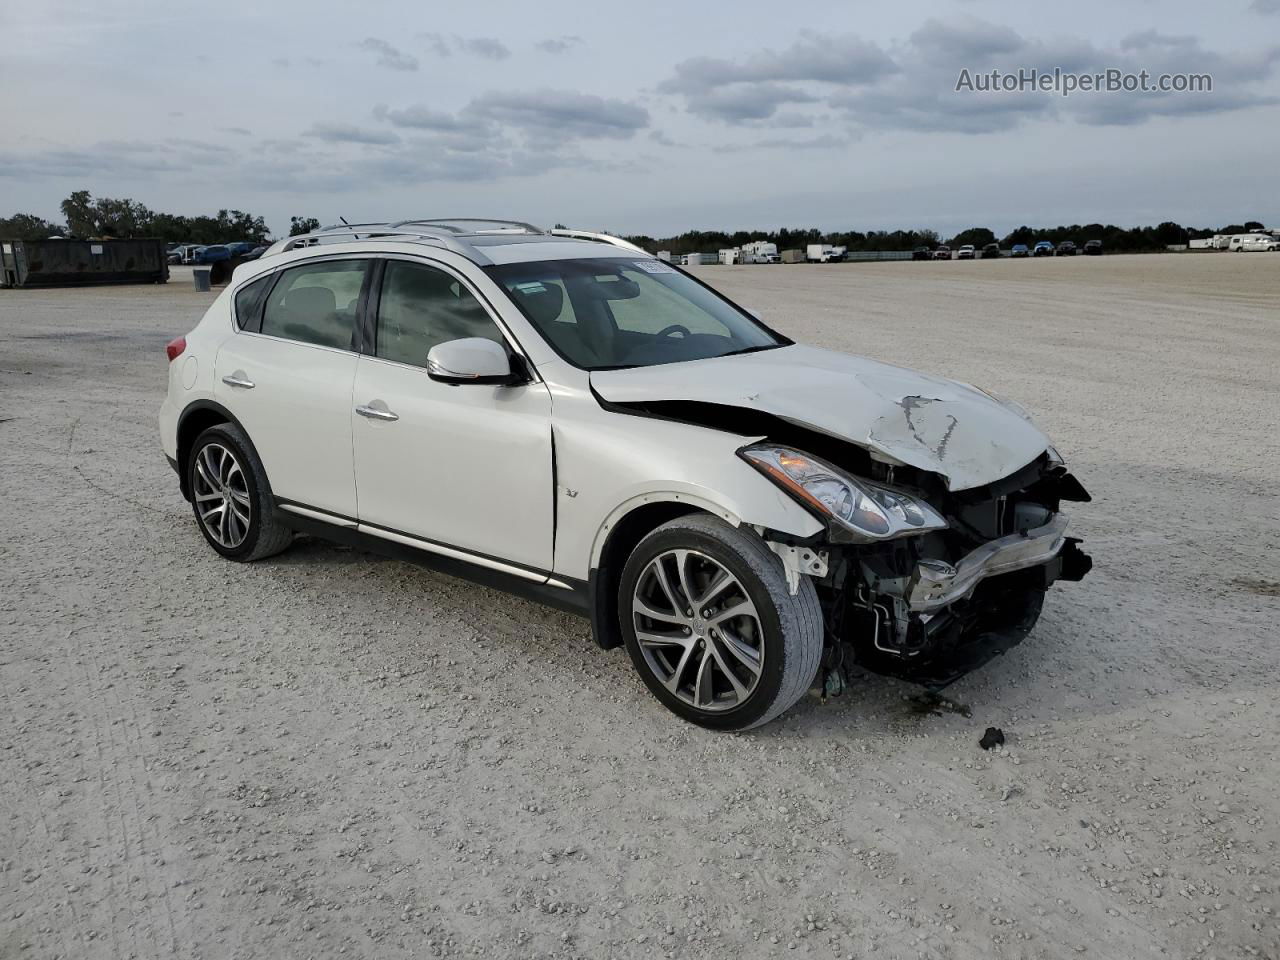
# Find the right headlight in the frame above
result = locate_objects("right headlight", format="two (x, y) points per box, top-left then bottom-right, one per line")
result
(739, 444), (948, 542)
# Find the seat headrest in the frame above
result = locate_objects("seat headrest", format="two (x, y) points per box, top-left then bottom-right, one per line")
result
(285, 285), (337, 316)
(510, 281), (564, 325)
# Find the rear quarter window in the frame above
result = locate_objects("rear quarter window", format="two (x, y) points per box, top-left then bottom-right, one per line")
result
(233, 275), (273, 331)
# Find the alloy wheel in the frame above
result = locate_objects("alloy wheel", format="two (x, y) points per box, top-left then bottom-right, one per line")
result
(632, 548), (765, 712)
(192, 442), (251, 549)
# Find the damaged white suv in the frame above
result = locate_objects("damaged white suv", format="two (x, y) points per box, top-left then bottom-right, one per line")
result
(159, 220), (1091, 730)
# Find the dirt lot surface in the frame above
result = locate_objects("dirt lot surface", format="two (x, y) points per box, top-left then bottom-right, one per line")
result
(2, 254), (1277, 960)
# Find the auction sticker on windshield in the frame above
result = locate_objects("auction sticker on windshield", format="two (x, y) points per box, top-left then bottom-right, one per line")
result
(633, 260), (677, 274)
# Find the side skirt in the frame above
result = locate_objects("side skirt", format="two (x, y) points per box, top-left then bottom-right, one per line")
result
(273, 503), (591, 619)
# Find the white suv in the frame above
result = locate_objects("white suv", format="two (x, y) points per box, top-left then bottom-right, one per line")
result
(160, 219), (1092, 730)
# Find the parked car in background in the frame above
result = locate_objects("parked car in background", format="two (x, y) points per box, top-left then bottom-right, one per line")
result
(933, 245), (952, 260)
(1239, 236), (1280, 252)
(1011, 244), (1030, 258)
(912, 246), (932, 261)
(956, 244), (975, 260)
(1083, 240), (1102, 256)
(1056, 241), (1077, 256)
(981, 243), (1001, 259)
(1033, 241), (1055, 257)
(158, 218), (1091, 730)
(194, 245), (232, 264)
(226, 242), (257, 257)
(243, 245), (269, 261)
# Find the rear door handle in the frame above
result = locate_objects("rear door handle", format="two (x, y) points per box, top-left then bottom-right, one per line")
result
(355, 403), (399, 422)
(221, 374), (255, 389)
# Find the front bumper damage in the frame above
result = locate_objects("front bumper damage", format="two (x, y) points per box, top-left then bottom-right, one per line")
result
(812, 458), (1093, 690)
(907, 513), (1070, 613)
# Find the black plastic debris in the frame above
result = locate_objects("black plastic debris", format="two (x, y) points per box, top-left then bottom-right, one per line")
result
(979, 727), (1005, 750)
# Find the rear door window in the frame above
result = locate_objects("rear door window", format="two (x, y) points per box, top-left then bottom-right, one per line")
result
(260, 260), (368, 350)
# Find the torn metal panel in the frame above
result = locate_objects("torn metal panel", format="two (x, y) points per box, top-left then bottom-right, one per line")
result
(590, 344), (1050, 491)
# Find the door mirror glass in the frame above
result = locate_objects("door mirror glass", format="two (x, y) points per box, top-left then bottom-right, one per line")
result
(426, 337), (515, 385)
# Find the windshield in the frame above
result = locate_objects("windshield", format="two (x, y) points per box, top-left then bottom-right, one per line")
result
(485, 257), (787, 370)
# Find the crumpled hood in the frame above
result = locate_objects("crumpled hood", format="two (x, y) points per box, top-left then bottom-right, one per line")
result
(591, 344), (1051, 491)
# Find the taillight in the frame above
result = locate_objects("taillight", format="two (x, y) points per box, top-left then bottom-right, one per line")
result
(166, 336), (187, 362)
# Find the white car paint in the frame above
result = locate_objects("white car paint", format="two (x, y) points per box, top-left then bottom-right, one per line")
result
(590, 344), (1050, 491)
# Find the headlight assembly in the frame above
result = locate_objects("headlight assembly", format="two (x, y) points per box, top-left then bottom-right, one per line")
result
(739, 444), (947, 542)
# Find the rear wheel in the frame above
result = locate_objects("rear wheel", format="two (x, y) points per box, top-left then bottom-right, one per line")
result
(619, 514), (823, 730)
(187, 423), (293, 562)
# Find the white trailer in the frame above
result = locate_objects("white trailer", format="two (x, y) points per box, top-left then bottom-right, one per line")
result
(1228, 233), (1270, 251)
(741, 240), (779, 264)
(718, 248), (741, 265)
(683, 252), (705, 266)
(656, 250), (672, 262)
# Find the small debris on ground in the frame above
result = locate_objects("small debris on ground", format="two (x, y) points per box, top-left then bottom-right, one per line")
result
(979, 727), (1005, 750)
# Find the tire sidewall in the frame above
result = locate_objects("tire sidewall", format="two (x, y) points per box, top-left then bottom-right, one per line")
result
(619, 524), (788, 731)
(187, 424), (268, 561)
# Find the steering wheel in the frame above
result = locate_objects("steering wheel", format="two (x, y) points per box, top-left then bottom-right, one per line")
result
(656, 323), (691, 338)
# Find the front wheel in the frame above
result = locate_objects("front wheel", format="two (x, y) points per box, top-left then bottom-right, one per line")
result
(619, 515), (824, 730)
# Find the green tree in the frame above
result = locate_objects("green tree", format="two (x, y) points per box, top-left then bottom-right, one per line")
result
(0, 213), (65, 240)
(60, 190), (96, 237)
(948, 227), (997, 248)
(290, 216), (321, 236)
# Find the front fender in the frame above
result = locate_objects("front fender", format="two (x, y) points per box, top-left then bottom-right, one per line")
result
(552, 409), (824, 581)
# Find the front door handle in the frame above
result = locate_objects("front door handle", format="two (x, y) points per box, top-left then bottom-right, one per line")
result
(221, 373), (255, 389)
(355, 403), (399, 422)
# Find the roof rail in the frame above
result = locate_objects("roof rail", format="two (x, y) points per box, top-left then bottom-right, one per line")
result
(549, 228), (649, 255)
(261, 225), (458, 258)
(390, 218), (546, 236)
(256, 219), (652, 263)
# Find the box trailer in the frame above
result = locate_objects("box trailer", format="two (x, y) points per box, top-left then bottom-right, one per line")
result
(780, 249), (806, 264)
(718, 248), (741, 265)
(656, 250), (672, 262)
(806, 244), (846, 263)
(1, 238), (169, 288)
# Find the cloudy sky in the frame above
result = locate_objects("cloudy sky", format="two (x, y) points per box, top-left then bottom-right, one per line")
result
(2, 0), (1278, 237)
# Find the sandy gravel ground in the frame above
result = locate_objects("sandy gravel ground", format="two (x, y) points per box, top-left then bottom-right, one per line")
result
(1, 254), (1277, 960)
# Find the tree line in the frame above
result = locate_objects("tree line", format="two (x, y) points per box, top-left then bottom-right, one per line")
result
(623, 220), (1268, 256)
(0, 191), (322, 245)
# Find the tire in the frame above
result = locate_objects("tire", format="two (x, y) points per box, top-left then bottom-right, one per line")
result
(619, 514), (824, 731)
(187, 422), (293, 562)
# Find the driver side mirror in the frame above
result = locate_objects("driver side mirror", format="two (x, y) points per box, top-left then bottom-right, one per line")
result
(426, 337), (519, 385)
